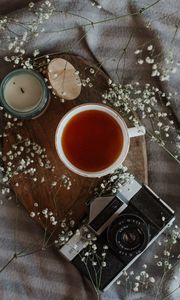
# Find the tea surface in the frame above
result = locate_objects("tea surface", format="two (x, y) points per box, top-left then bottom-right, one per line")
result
(62, 110), (123, 172)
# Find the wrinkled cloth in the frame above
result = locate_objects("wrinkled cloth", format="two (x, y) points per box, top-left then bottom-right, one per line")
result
(0, 0), (180, 300)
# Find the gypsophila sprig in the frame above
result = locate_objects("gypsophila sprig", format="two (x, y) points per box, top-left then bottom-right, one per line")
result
(0, 108), (73, 202)
(94, 166), (134, 196)
(0, 1), (55, 68)
(116, 224), (180, 299)
(103, 80), (180, 164)
(55, 222), (109, 295)
(55, 211), (76, 247)
(76, 226), (108, 294)
(135, 44), (180, 82)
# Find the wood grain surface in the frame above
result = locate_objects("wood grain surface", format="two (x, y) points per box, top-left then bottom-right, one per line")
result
(2, 54), (148, 236)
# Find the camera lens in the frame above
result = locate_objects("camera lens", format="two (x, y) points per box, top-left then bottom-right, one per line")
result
(107, 214), (149, 257)
(116, 226), (144, 251)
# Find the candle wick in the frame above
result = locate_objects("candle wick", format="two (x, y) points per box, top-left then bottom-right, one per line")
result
(20, 87), (25, 94)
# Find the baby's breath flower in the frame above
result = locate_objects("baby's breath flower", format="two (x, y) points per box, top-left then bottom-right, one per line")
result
(146, 56), (154, 64)
(29, 2), (35, 8)
(102, 261), (106, 267)
(81, 257), (85, 262)
(138, 59), (144, 64)
(147, 45), (153, 51)
(89, 68), (95, 74)
(134, 49), (142, 54)
(157, 122), (162, 127)
(103, 245), (108, 250)
(135, 276), (140, 281)
(149, 277), (155, 283)
(157, 261), (162, 267)
(33, 49), (40, 57)
(140, 271), (146, 276)
(30, 212), (35, 218)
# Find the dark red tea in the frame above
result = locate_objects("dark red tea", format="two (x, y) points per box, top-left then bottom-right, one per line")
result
(62, 110), (123, 172)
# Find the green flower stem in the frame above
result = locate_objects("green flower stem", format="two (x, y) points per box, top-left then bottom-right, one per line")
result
(0, 253), (16, 273)
(39, 0), (162, 34)
(163, 284), (180, 300)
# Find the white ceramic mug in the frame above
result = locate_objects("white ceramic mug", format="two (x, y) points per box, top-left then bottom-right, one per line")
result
(55, 104), (145, 177)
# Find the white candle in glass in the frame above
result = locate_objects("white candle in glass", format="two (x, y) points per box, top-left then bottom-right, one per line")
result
(4, 73), (42, 112)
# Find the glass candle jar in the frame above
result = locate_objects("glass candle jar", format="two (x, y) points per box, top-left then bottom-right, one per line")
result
(0, 69), (50, 119)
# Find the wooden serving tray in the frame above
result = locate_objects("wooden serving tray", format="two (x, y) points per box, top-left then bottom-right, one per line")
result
(2, 54), (148, 237)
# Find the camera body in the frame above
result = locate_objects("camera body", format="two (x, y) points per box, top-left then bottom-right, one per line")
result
(60, 179), (175, 291)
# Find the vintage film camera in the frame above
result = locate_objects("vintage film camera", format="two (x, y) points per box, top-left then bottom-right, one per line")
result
(60, 179), (175, 291)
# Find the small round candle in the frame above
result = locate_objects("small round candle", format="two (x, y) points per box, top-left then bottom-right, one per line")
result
(48, 58), (81, 100)
(0, 69), (50, 119)
(4, 74), (42, 112)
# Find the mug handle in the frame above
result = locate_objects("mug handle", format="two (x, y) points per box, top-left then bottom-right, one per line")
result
(128, 126), (146, 138)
